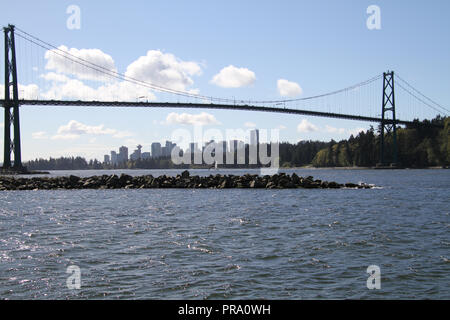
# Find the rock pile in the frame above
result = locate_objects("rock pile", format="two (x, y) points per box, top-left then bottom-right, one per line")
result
(0, 171), (372, 191)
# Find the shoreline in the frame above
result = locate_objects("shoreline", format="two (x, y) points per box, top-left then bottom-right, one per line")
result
(1, 166), (447, 174)
(0, 171), (373, 191)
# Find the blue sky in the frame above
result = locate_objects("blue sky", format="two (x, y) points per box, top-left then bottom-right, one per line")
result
(1, 0), (449, 160)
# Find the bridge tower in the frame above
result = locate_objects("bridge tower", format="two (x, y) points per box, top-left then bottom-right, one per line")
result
(2, 24), (23, 171)
(379, 71), (398, 166)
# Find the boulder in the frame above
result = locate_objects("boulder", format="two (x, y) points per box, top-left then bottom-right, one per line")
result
(181, 170), (190, 179)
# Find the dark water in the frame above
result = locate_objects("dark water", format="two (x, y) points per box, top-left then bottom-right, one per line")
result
(0, 169), (448, 299)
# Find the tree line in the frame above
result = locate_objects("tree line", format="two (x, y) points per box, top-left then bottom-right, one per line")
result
(24, 116), (449, 170)
(311, 116), (449, 167)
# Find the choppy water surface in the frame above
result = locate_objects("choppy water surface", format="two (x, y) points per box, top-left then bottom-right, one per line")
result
(0, 169), (449, 299)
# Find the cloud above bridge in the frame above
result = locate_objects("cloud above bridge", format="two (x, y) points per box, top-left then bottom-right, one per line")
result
(45, 45), (117, 82)
(125, 50), (202, 93)
(0, 83), (40, 100)
(211, 65), (256, 88)
(38, 46), (203, 101)
(40, 77), (156, 102)
(277, 79), (303, 97)
(165, 112), (221, 126)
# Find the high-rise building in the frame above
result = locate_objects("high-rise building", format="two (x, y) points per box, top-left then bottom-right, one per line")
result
(229, 140), (244, 152)
(189, 142), (199, 154)
(104, 155), (110, 164)
(118, 146), (128, 163)
(142, 152), (151, 160)
(151, 142), (162, 158)
(162, 141), (176, 157)
(218, 141), (227, 154)
(203, 140), (215, 154)
(130, 144), (142, 161)
(250, 129), (260, 146)
(110, 151), (118, 165)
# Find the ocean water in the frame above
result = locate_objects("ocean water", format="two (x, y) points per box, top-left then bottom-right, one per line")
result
(0, 168), (448, 299)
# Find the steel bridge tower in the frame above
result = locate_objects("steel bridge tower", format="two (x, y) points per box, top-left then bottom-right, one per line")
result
(2, 24), (23, 172)
(378, 71), (398, 166)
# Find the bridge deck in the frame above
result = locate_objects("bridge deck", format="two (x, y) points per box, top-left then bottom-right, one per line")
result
(0, 99), (418, 126)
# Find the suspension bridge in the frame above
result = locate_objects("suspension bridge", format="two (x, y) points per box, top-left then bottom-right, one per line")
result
(1, 24), (449, 173)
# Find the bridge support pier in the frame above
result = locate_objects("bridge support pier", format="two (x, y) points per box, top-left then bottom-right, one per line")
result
(378, 71), (399, 167)
(2, 24), (25, 173)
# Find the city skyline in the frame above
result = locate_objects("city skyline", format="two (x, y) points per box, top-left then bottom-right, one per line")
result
(105, 129), (264, 164)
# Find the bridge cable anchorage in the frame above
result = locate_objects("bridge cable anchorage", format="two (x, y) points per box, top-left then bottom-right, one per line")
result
(395, 73), (449, 115)
(13, 26), (383, 106)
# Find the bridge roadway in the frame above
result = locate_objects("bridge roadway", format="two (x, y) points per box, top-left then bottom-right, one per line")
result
(0, 99), (421, 126)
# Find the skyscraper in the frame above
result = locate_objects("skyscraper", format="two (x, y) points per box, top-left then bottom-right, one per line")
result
(110, 151), (118, 165)
(141, 152), (151, 160)
(118, 146), (128, 163)
(162, 141), (176, 157)
(130, 145), (142, 161)
(250, 129), (260, 146)
(249, 129), (260, 164)
(151, 142), (162, 158)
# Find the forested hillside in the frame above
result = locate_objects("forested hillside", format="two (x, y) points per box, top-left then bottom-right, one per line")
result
(312, 116), (449, 167)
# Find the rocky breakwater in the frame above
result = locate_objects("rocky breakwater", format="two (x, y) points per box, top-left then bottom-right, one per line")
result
(0, 171), (372, 191)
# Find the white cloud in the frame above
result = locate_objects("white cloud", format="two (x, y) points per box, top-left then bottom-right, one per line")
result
(325, 125), (346, 135)
(0, 122), (3, 128)
(52, 120), (133, 140)
(0, 83), (39, 99)
(45, 45), (117, 82)
(348, 127), (367, 136)
(40, 48), (202, 101)
(40, 72), (71, 83)
(52, 133), (80, 140)
(19, 84), (40, 99)
(211, 65), (256, 88)
(244, 121), (256, 128)
(7, 47), (201, 102)
(32, 131), (48, 139)
(125, 50), (202, 92)
(40, 77), (156, 102)
(165, 112), (221, 126)
(297, 119), (318, 133)
(277, 79), (302, 97)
